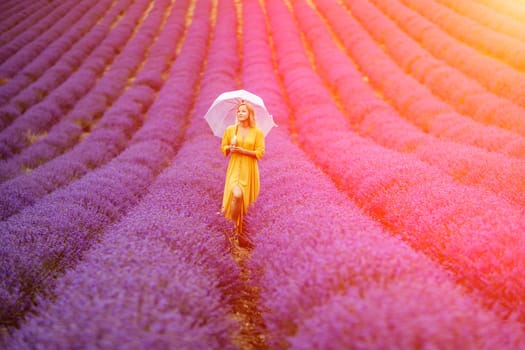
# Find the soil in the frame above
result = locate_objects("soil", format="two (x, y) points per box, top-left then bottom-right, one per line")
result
(229, 241), (268, 350)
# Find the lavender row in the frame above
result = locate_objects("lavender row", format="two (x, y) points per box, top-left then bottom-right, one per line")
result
(0, 0), (188, 183)
(132, 0), (189, 91)
(0, 0), (23, 14)
(0, 1), (63, 50)
(5, 1), (243, 346)
(294, 0), (525, 208)
(0, 0), (189, 219)
(398, 0), (525, 71)
(435, 0), (525, 42)
(475, 0), (525, 23)
(0, 0), (146, 131)
(287, 279), (523, 349)
(0, 0), (212, 328)
(0, 0), (128, 112)
(0, 0), (151, 158)
(267, 0), (525, 322)
(334, 0), (525, 146)
(0, 0), (84, 74)
(0, 0), (183, 183)
(370, 0), (525, 108)
(0, 1), (53, 41)
(0, 0), (117, 109)
(241, 1), (525, 348)
(6, 225), (239, 350)
(0, 0), (25, 19)
(251, 148), (525, 349)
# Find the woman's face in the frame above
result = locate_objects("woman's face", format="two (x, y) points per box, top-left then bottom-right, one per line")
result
(237, 104), (249, 122)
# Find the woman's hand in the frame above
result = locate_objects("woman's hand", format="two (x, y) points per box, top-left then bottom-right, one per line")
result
(229, 145), (245, 155)
(230, 146), (256, 158)
(230, 145), (243, 153)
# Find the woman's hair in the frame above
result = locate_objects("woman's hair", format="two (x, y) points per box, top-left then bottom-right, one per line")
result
(237, 102), (256, 128)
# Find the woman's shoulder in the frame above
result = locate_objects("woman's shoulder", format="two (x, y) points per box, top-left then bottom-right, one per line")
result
(223, 125), (236, 135)
(253, 127), (265, 137)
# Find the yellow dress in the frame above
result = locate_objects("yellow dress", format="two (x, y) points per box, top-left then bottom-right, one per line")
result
(221, 124), (265, 229)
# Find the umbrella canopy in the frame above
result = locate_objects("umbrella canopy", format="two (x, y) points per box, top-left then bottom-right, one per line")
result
(204, 89), (277, 137)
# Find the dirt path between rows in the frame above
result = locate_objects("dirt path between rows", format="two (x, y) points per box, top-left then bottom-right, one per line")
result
(229, 240), (268, 350)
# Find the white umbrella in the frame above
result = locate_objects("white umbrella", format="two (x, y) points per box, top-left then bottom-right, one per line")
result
(204, 89), (277, 137)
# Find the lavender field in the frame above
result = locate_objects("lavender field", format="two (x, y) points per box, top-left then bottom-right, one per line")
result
(2, 0), (525, 348)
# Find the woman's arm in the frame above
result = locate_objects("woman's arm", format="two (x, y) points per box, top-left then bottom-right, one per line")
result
(221, 127), (232, 156)
(253, 128), (265, 160)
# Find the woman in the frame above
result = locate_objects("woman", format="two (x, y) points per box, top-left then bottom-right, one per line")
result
(221, 101), (265, 242)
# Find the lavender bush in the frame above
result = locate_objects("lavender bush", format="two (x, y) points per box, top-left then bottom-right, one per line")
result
(264, 0), (525, 321)
(0, 0), (210, 329)
(0, 1), (79, 67)
(0, 2), (58, 45)
(0, 0), (151, 154)
(0, 0), (121, 109)
(241, 1), (525, 348)
(0, 0), (188, 183)
(291, 0), (525, 207)
(368, 0), (525, 107)
(6, 1), (246, 348)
